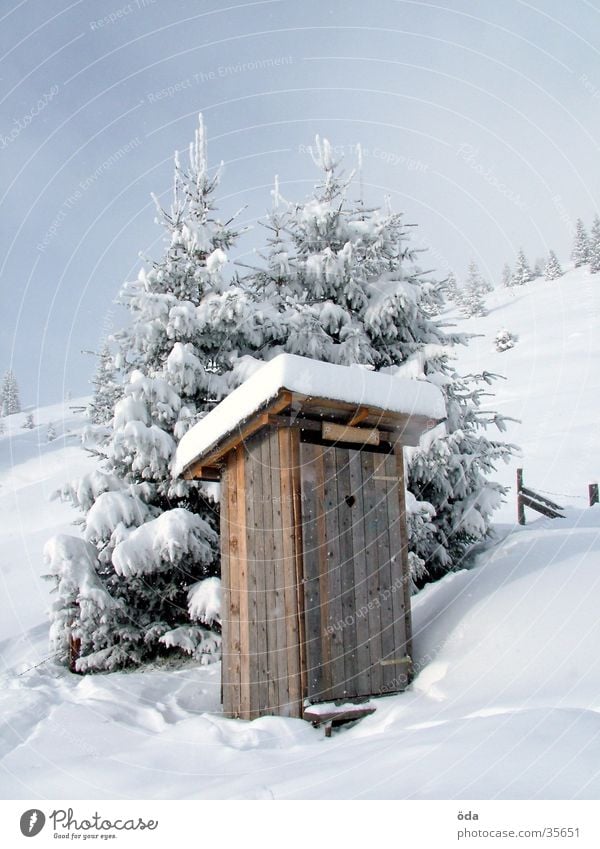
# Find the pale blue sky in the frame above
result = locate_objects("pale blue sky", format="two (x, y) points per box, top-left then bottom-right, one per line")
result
(2, 0), (600, 404)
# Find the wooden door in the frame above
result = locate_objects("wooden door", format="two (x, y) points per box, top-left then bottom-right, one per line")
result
(300, 440), (412, 703)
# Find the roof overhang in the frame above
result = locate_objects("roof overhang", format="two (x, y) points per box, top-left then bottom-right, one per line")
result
(179, 387), (443, 481)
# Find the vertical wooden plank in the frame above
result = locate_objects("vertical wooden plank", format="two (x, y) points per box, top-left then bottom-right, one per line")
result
(220, 462), (229, 712)
(299, 441), (327, 701)
(314, 444), (332, 701)
(348, 449), (371, 697)
(249, 435), (270, 716)
(372, 452), (396, 692)
(261, 431), (280, 714)
(290, 429), (307, 703)
(383, 450), (409, 692)
(334, 447), (359, 698)
(322, 445), (345, 699)
(235, 446), (251, 719)
(220, 454), (233, 715)
(244, 438), (262, 718)
(361, 450), (383, 694)
(394, 446), (413, 670)
(278, 427), (301, 716)
(268, 429), (290, 716)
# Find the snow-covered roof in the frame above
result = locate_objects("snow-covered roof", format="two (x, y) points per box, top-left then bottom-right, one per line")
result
(173, 353), (445, 477)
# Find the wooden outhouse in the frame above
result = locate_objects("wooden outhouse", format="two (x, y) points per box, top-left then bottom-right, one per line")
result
(175, 354), (445, 720)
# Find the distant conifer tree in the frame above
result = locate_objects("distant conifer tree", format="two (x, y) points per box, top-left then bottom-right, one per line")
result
(571, 218), (590, 267)
(544, 250), (564, 281)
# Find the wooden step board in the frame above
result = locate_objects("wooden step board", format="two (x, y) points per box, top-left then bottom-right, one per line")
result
(303, 700), (377, 736)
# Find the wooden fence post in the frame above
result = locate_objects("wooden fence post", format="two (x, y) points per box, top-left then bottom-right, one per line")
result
(517, 468), (525, 525)
(589, 483), (599, 507)
(517, 469), (564, 523)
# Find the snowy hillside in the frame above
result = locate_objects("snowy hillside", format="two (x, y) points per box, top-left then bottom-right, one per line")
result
(449, 264), (600, 523)
(1, 265), (600, 799)
(0, 401), (95, 662)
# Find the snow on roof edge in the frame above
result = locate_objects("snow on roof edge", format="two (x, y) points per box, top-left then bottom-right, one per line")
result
(173, 354), (445, 477)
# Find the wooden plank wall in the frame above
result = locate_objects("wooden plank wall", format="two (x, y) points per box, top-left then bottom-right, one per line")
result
(221, 428), (304, 719)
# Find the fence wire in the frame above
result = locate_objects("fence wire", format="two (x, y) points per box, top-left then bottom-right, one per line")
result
(534, 487), (588, 501)
(15, 650), (62, 676)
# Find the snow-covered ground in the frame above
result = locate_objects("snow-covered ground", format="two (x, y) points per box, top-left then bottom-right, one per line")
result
(1, 267), (600, 799)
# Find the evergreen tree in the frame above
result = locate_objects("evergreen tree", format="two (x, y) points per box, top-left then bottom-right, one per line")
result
(501, 263), (513, 288)
(544, 250), (564, 281)
(444, 270), (460, 302)
(571, 218), (590, 267)
(511, 249), (532, 286)
(46, 116), (247, 672)
(589, 216), (600, 274)
(0, 418), (5, 435)
(247, 139), (514, 582)
(533, 258), (544, 278)
(408, 370), (513, 578)
(47, 422), (57, 442)
(265, 138), (446, 369)
(88, 344), (121, 425)
(1, 369), (21, 415)
(22, 412), (35, 429)
(468, 260), (492, 293)
(459, 260), (489, 317)
(459, 288), (486, 319)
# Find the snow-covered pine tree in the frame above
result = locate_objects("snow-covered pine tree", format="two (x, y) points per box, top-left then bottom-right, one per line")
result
(444, 270), (460, 302)
(501, 263), (513, 288)
(544, 250), (564, 281)
(589, 216), (600, 274)
(88, 343), (120, 425)
(459, 260), (488, 317)
(571, 218), (590, 267)
(22, 412), (35, 429)
(266, 138), (446, 369)
(46, 115), (246, 672)
(47, 422), (57, 442)
(511, 249), (532, 286)
(246, 139), (514, 582)
(1, 369), (21, 415)
(459, 289), (486, 319)
(407, 369), (513, 578)
(533, 258), (544, 278)
(469, 260), (492, 293)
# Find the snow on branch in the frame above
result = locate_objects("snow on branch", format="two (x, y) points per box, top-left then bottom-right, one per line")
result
(188, 576), (221, 626)
(112, 508), (217, 577)
(44, 535), (119, 612)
